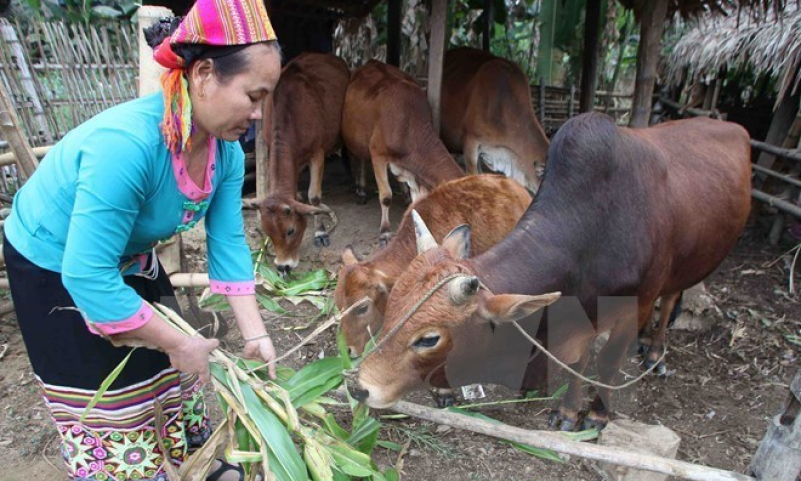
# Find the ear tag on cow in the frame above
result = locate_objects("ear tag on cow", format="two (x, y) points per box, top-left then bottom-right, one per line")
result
(461, 383), (486, 401)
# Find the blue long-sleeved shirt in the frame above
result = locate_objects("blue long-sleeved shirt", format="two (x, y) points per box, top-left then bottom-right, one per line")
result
(4, 93), (255, 334)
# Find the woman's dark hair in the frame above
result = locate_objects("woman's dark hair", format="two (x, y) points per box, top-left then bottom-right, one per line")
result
(143, 17), (279, 83)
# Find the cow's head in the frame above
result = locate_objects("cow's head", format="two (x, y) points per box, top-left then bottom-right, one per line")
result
(349, 211), (560, 408)
(335, 246), (393, 356)
(258, 197), (330, 274)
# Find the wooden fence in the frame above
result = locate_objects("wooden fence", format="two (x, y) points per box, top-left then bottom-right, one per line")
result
(0, 18), (138, 184)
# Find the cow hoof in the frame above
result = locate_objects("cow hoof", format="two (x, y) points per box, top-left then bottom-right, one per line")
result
(314, 234), (331, 248)
(548, 410), (577, 432)
(378, 235), (391, 248)
(432, 392), (456, 409)
(356, 191), (368, 205)
(580, 412), (609, 431)
(644, 352), (667, 376)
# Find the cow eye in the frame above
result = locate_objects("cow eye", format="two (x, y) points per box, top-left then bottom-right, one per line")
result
(356, 304), (369, 315)
(412, 334), (440, 349)
(283, 206), (292, 215)
(286, 228), (295, 237)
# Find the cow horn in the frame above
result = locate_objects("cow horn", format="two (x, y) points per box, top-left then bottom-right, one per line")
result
(448, 276), (480, 305)
(412, 210), (438, 254)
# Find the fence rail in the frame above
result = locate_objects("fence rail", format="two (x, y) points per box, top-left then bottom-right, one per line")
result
(0, 18), (138, 194)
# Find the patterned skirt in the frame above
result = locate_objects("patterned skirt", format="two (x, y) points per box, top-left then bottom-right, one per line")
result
(4, 238), (212, 481)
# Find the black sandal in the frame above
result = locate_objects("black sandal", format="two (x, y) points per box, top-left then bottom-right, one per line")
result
(206, 459), (245, 481)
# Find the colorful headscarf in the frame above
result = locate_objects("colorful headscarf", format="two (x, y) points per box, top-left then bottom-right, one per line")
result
(153, 0), (277, 155)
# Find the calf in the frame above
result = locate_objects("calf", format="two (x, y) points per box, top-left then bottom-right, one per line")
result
(341, 60), (464, 244)
(256, 53), (350, 273)
(335, 174), (531, 357)
(441, 47), (549, 192)
(349, 113), (751, 431)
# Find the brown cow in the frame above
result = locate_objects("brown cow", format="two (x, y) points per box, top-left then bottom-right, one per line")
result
(441, 47), (549, 192)
(348, 113), (751, 431)
(335, 174), (531, 357)
(341, 60), (464, 245)
(256, 53), (350, 273)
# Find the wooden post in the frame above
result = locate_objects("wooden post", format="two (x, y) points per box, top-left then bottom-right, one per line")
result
(754, 93), (800, 187)
(539, 76), (546, 126)
(0, 80), (38, 180)
(629, 0), (668, 128)
(255, 118), (268, 200)
(568, 84), (576, 117)
(0, 20), (52, 145)
(579, 0), (602, 113)
(482, 0), (494, 52)
(427, 0), (448, 135)
(137, 6), (173, 96)
(387, 0), (402, 67)
(750, 368), (801, 480)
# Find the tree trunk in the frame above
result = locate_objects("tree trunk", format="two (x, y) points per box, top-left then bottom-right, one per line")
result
(629, 0), (668, 128)
(579, 0), (602, 113)
(536, 0), (557, 85)
(387, 0), (402, 67)
(482, 0), (493, 52)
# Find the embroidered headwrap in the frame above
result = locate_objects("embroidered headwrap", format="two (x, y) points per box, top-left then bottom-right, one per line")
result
(152, 0), (277, 155)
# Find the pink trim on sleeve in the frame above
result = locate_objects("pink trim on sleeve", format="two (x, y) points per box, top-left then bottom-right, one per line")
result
(209, 279), (256, 296)
(85, 301), (154, 335)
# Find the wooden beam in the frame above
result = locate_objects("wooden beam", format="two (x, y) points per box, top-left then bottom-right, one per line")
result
(255, 119), (269, 200)
(387, 0), (402, 67)
(629, 0), (668, 128)
(390, 400), (757, 481)
(751, 164), (801, 189)
(427, 0), (448, 135)
(0, 145), (51, 166)
(579, 0), (602, 113)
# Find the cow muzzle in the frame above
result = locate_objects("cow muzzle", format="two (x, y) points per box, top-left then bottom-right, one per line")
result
(348, 384), (370, 403)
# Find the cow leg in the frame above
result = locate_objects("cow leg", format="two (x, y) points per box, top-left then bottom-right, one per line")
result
(373, 157), (393, 247)
(356, 157), (368, 205)
(582, 307), (646, 431)
(644, 292), (681, 376)
(463, 137), (481, 175)
(548, 343), (592, 432)
(308, 151), (330, 248)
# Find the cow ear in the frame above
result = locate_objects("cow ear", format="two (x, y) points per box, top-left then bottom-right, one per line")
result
(478, 292), (561, 324)
(441, 224), (471, 259)
(342, 245), (360, 265)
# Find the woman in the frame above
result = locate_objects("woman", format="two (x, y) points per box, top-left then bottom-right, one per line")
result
(3, 0), (281, 479)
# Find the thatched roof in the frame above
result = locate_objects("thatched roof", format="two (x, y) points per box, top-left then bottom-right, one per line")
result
(619, 0), (793, 19)
(662, 3), (800, 100)
(267, 0), (381, 19)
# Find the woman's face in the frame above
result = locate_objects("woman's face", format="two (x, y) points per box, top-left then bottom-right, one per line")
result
(190, 43), (281, 142)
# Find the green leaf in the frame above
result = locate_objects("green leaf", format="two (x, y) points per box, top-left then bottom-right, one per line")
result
(446, 407), (563, 463)
(323, 414), (351, 440)
(199, 292), (231, 311)
(91, 5), (121, 17)
(81, 348), (137, 424)
(257, 292), (287, 314)
(278, 270), (331, 296)
(376, 441), (403, 452)
(347, 417), (381, 455)
(238, 379), (308, 481)
(281, 357), (343, 407)
(336, 329), (353, 370)
(382, 468), (400, 481)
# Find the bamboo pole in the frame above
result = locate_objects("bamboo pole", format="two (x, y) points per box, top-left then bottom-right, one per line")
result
(0, 146), (52, 166)
(0, 20), (52, 144)
(0, 272), (211, 290)
(0, 80), (38, 180)
(390, 400), (756, 481)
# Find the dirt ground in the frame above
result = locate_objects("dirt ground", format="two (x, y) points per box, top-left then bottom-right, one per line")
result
(0, 160), (799, 480)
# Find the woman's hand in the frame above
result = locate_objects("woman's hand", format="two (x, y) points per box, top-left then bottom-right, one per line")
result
(243, 336), (277, 380)
(166, 336), (220, 384)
